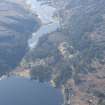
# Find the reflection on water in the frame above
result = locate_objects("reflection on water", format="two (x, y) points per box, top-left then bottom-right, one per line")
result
(0, 76), (63, 105)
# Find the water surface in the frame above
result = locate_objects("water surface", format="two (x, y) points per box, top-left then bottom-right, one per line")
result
(26, 0), (60, 48)
(0, 76), (63, 105)
(0, 1), (63, 105)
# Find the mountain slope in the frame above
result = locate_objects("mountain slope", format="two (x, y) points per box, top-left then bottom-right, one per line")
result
(0, 0), (40, 76)
(21, 0), (105, 105)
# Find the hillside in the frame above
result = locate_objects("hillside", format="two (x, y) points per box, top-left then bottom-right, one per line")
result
(22, 0), (105, 105)
(0, 0), (40, 76)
